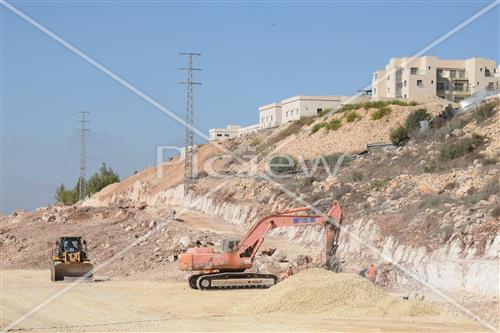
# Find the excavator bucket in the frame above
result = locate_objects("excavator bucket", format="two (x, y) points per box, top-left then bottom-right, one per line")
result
(51, 262), (94, 282)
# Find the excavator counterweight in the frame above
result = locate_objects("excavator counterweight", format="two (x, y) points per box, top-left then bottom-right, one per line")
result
(179, 201), (343, 290)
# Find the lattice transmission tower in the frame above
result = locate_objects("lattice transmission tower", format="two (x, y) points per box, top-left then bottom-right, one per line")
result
(77, 111), (90, 201)
(179, 52), (201, 197)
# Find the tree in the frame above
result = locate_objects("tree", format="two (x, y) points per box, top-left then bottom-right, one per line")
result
(85, 163), (120, 196)
(55, 184), (79, 205)
(54, 163), (120, 205)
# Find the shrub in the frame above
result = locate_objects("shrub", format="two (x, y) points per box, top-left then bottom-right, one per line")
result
(371, 106), (392, 120)
(352, 171), (363, 182)
(249, 137), (261, 146)
(268, 155), (298, 175)
(345, 111), (361, 123)
(423, 161), (442, 173)
(390, 125), (409, 146)
(327, 118), (342, 131)
(440, 134), (485, 160)
(321, 153), (353, 167)
(482, 158), (497, 166)
(318, 108), (333, 117)
(310, 123), (326, 134)
(405, 108), (431, 132)
(371, 179), (387, 191)
(473, 101), (497, 123)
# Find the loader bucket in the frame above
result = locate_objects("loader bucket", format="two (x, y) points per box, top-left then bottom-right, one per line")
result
(51, 262), (94, 281)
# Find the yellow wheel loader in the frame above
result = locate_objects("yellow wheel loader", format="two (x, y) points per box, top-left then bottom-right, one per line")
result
(50, 237), (93, 281)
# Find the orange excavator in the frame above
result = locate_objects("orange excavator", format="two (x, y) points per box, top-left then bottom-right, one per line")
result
(178, 201), (343, 290)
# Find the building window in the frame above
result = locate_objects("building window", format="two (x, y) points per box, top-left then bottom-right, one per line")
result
(404, 94), (407, 98)
(449, 70), (456, 78)
(454, 82), (464, 91)
(410, 67), (418, 75)
(387, 75), (390, 81)
(316, 108), (322, 114)
(417, 80), (423, 87)
(480, 67), (483, 72)
(459, 70), (465, 78)
(286, 111), (288, 117)
(485, 68), (491, 77)
(428, 66), (431, 70)
(271, 115), (273, 121)
(437, 69), (443, 78)
(487, 82), (494, 89)
(431, 80), (434, 84)
(216, 134), (222, 137)
(224, 134), (230, 137)
(403, 80), (407, 87)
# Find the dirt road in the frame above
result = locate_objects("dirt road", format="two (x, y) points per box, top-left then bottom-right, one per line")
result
(1, 270), (487, 332)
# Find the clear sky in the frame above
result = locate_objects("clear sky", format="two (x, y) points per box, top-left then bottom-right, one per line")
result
(1, 1), (499, 213)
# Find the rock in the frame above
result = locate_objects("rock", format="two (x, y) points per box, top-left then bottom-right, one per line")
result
(125, 225), (133, 232)
(293, 254), (313, 266)
(418, 182), (439, 195)
(261, 247), (277, 256)
(272, 250), (287, 263)
(136, 202), (148, 210)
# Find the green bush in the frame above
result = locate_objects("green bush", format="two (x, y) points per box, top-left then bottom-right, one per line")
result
(268, 155), (298, 174)
(345, 111), (361, 123)
(423, 161), (442, 174)
(390, 125), (409, 146)
(371, 179), (387, 191)
(318, 108), (333, 117)
(321, 153), (352, 167)
(371, 106), (392, 120)
(473, 101), (498, 123)
(249, 137), (261, 146)
(482, 158), (497, 166)
(440, 134), (485, 160)
(352, 171), (363, 182)
(405, 108), (431, 132)
(310, 123), (326, 134)
(327, 119), (342, 131)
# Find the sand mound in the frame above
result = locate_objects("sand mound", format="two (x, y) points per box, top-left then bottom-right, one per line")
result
(236, 268), (444, 318)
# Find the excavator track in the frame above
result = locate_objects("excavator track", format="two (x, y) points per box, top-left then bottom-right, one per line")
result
(191, 272), (278, 290)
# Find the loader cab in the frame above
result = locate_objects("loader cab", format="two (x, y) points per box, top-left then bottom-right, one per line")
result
(222, 239), (239, 253)
(57, 237), (87, 257)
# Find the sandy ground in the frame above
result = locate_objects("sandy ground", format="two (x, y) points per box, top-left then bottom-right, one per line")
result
(1, 270), (489, 333)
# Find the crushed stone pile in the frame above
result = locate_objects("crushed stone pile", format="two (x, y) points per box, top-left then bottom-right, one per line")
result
(236, 268), (448, 318)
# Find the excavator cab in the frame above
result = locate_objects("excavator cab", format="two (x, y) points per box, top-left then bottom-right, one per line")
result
(221, 239), (239, 253)
(50, 236), (93, 281)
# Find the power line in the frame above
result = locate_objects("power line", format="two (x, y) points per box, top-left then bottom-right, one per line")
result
(77, 111), (90, 201)
(179, 52), (201, 197)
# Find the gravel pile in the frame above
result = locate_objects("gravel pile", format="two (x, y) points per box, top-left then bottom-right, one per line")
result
(236, 268), (445, 318)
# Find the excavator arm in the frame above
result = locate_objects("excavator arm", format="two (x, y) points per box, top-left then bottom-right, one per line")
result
(235, 201), (343, 267)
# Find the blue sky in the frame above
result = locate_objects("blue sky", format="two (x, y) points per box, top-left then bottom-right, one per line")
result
(1, 1), (499, 213)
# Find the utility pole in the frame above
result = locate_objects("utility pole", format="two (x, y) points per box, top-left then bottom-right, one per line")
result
(77, 111), (90, 201)
(179, 52), (201, 197)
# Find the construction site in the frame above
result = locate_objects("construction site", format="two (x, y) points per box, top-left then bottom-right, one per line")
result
(1, 92), (499, 331)
(2, 2), (500, 332)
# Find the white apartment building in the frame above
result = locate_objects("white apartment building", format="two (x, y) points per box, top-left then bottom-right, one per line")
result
(208, 124), (260, 141)
(372, 56), (499, 103)
(208, 125), (241, 141)
(259, 95), (346, 129)
(259, 103), (282, 129)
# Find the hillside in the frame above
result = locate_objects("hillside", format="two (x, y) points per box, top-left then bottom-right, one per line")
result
(1, 97), (499, 325)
